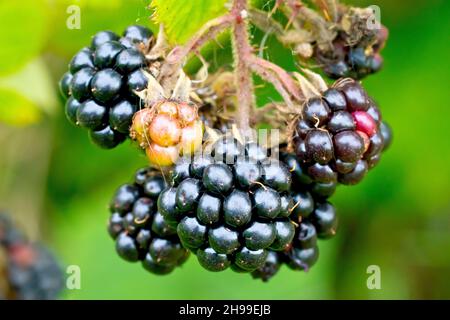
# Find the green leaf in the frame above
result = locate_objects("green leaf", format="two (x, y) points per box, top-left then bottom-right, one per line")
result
(0, 88), (41, 126)
(151, 0), (228, 44)
(0, 0), (48, 76)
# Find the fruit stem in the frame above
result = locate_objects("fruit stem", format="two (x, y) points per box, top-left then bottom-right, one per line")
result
(230, 0), (254, 136)
(248, 55), (302, 106)
(166, 14), (234, 66)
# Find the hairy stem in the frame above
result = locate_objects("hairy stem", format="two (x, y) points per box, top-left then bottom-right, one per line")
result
(249, 60), (295, 108)
(248, 8), (284, 37)
(231, 0), (254, 135)
(250, 56), (302, 101)
(166, 14), (234, 66)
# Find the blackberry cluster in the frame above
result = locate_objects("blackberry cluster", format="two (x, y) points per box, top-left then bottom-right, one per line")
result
(59, 25), (153, 149)
(250, 154), (338, 281)
(108, 168), (189, 275)
(157, 139), (298, 273)
(316, 26), (388, 80)
(292, 79), (392, 186)
(0, 214), (64, 300)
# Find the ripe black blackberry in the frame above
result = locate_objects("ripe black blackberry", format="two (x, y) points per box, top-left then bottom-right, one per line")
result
(108, 167), (189, 275)
(158, 139), (297, 273)
(282, 153), (337, 201)
(59, 25), (153, 149)
(0, 213), (64, 300)
(252, 200), (338, 282)
(291, 78), (392, 186)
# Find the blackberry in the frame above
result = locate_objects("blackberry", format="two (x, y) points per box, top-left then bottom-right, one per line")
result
(249, 154), (340, 282)
(315, 25), (388, 80)
(130, 101), (204, 167)
(251, 200), (337, 281)
(309, 202), (338, 239)
(58, 25), (154, 149)
(0, 213), (64, 300)
(291, 79), (392, 186)
(281, 153), (337, 200)
(108, 167), (189, 275)
(158, 140), (295, 273)
(251, 251), (281, 282)
(284, 245), (319, 271)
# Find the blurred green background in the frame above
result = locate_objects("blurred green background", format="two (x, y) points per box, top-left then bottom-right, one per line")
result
(0, 0), (449, 299)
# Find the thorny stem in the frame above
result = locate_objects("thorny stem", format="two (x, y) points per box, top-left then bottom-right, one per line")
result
(248, 8), (284, 37)
(231, 0), (254, 134)
(249, 59), (295, 108)
(164, 0), (307, 133)
(250, 56), (302, 101)
(166, 14), (234, 66)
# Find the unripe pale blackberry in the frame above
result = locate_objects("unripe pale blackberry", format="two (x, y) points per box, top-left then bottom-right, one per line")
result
(157, 140), (295, 273)
(108, 167), (189, 275)
(58, 25), (154, 149)
(291, 79), (392, 186)
(130, 101), (204, 167)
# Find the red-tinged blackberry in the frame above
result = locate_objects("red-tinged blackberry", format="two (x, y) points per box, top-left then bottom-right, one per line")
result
(108, 167), (189, 275)
(157, 140), (295, 273)
(291, 79), (392, 186)
(0, 214), (64, 300)
(59, 25), (154, 149)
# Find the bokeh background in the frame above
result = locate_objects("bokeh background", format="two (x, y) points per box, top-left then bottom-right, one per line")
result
(0, 0), (449, 299)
